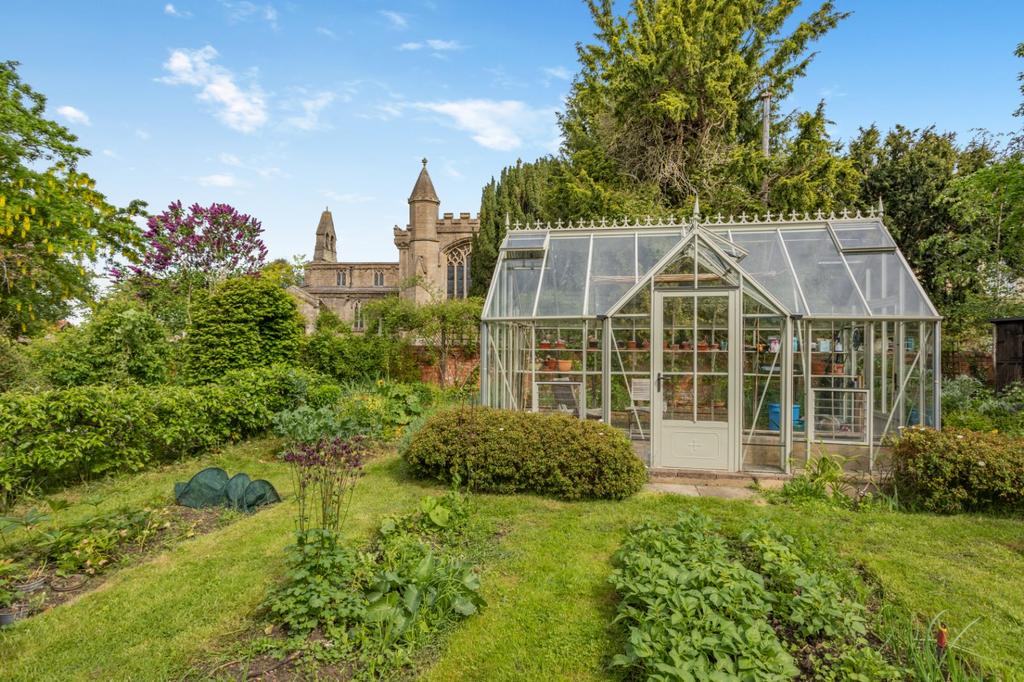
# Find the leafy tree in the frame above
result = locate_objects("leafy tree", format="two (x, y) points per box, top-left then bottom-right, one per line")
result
(936, 155), (1024, 340)
(559, 0), (847, 208)
(261, 256), (306, 289)
(114, 200), (268, 330)
(470, 158), (559, 297)
(301, 309), (419, 383)
(183, 276), (303, 383)
(0, 61), (144, 337)
(847, 124), (996, 318)
(30, 299), (171, 387)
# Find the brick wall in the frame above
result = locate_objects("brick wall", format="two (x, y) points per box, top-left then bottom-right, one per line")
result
(942, 350), (994, 384)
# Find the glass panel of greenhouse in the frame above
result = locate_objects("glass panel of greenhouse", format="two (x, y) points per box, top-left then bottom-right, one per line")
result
(481, 214), (941, 473)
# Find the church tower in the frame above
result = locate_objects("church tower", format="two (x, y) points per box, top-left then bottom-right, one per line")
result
(405, 159), (440, 304)
(313, 208), (337, 262)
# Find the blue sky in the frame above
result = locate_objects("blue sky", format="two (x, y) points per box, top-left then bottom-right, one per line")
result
(3, 1), (1023, 263)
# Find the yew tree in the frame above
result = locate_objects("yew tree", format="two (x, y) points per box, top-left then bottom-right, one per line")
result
(0, 61), (144, 337)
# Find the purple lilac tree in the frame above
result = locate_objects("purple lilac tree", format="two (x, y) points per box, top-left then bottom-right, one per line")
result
(112, 201), (269, 326)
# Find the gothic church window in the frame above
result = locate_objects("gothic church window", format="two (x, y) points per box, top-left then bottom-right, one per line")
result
(337, 270), (348, 287)
(446, 242), (471, 299)
(352, 301), (364, 330)
(373, 270), (385, 287)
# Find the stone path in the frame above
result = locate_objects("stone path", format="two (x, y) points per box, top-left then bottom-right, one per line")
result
(644, 481), (759, 500)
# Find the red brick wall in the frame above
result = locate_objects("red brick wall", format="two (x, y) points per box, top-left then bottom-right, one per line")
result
(417, 350), (479, 388)
(942, 350), (993, 384)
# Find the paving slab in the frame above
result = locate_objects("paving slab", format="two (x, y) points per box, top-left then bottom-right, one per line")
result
(696, 485), (758, 500)
(644, 482), (701, 497)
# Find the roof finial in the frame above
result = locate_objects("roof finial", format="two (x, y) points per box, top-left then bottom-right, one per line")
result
(422, 157), (428, 167)
(877, 196), (884, 217)
(692, 195), (700, 218)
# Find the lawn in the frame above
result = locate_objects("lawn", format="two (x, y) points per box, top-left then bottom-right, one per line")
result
(1, 439), (1022, 681)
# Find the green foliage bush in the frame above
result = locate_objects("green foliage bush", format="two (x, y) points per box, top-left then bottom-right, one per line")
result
(402, 407), (647, 500)
(183, 276), (304, 383)
(30, 300), (171, 387)
(301, 311), (420, 384)
(265, 491), (484, 676)
(609, 512), (798, 679)
(272, 381), (435, 445)
(941, 375), (1024, 435)
(0, 365), (335, 505)
(887, 427), (1024, 514)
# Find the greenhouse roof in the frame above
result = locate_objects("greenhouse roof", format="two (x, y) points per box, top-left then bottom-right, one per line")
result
(482, 210), (939, 321)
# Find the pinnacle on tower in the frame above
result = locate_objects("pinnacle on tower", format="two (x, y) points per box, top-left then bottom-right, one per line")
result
(409, 158), (439, 204)
(313, 208), (337, 262)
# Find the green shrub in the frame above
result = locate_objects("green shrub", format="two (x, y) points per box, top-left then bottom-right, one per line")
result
(30, 300), (171, 387)
(941, 376), (1024, 436)
(183, 276), (304, 383)
(887, 427), (1024, 514)
(609, 512), (798, 679)
(301, 316), (421, 384)
(402, 407), (647, 500)
(0, 365), (335, 505)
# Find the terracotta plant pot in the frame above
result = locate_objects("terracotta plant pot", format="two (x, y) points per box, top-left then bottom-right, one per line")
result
(557, 359), (573, 371)
(539, 341), (551, 350)
(710, 343), (720, 351)
(670, 343), (680, 351)
(697, 341), (709, 351)
(544, 357), (558, 371)
(832, 363), (845, 375)
(681, 342), (691, 351)
(641, 339), (650, 350)
(811, 359), (827, 375)
(555, 339), (567, 349)
(626, 340), (637, 350)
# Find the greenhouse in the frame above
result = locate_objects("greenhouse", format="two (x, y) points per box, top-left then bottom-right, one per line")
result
(479, 209), (941, 473)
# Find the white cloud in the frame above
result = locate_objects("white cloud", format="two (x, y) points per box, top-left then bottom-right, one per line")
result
(164, 3), (191, 18)
(221, 1), (278, 29)
(442, 160), (462, 178)
(135, 129), (151, 140)
(159, 45), (268, 133)
(415, 99), (556, 151)
(543, 66), (571, 81)
(315, 26), (337, 40)
(398, 39), (463, 53)
(286, 91), (335, 131)
(322, 190), (373, 204)
(197, 173), (239, 188)
(380, 10), (408, 29)
(219, 152), (242, 166)
(101, 149), (118, 158)
(56, 105), (90, 126)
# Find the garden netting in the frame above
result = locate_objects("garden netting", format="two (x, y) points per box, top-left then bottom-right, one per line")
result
(174, 467), (281, 512)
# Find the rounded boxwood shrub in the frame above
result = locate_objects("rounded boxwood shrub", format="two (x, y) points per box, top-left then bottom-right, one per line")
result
(401, 407), (647, 500)
(888, 427), (1024, 514)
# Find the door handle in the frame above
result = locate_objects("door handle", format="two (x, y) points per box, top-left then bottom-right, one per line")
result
(656, 372), (664, 392)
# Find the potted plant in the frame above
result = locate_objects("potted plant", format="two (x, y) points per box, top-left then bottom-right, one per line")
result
(832, 363), (845, 375)
(544, 356), (558, 371)
(539, 336), (552, 350)
(557, 358), (572, 371)
(811, 358), (827, 375)
(0, 563), (21, 628)
(697, 338), (709, 351)
(588, 335), (599, 349)
(555, 338), (567, 349)
(626, 339), (637, 350)
(641, 338), (650, 350)
(680, 340), (690, 351)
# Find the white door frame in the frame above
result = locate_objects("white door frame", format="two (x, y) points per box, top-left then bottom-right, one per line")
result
(651, 290), (740, 471)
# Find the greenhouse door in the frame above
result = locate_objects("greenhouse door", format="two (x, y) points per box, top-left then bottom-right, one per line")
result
(652, 291), (736, 470)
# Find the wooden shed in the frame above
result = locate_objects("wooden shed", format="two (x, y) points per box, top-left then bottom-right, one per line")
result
(992, 318), (1024, 391)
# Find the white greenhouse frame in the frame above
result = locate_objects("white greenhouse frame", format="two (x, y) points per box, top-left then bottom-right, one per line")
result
(480, 210), (941, 473)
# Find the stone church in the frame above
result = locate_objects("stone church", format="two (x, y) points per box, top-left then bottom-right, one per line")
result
(293, 159), (478, 331)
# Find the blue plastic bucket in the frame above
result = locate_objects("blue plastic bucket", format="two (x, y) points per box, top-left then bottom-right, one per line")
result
(768, 403), (801, 431)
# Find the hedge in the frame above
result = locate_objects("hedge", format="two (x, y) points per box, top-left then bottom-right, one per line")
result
(0, 365), (336, 505)
(888, 427), (1024, 514)
(401, 407), (647, 500)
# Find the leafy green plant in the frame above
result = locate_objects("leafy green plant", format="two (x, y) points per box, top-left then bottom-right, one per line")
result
(887, 426), (1024, 514)
(282, 436), (367, 536)
(0, 365), (339, 507)
(608, 511), (798, 680)
(402, 407), (647, 500)
(768, 452), (853, 508)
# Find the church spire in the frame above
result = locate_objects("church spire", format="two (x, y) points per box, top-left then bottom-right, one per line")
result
(313, 207), (337, 262)
(408, 157), (439, 204)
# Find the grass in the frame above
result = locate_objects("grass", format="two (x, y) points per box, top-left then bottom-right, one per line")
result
(1, 439), (1022, 680)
